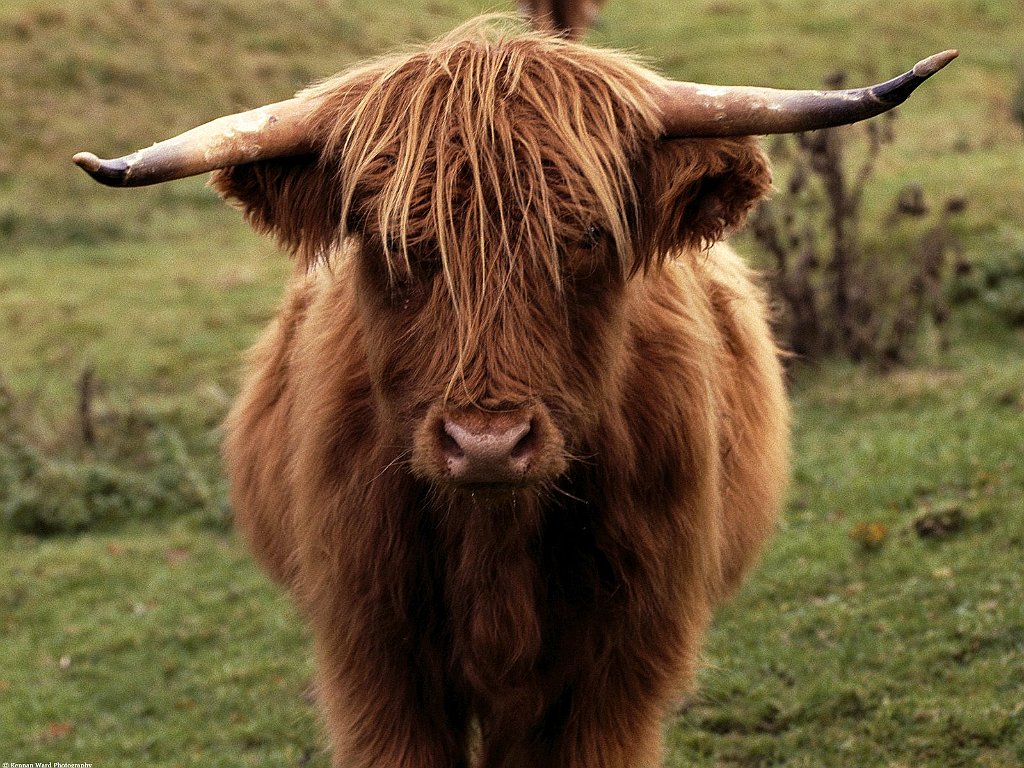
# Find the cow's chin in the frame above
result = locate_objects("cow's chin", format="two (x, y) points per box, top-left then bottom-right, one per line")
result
(415, 464), (568, 511)
(449, 477), (529, 493)
(412, 448), (570, 500)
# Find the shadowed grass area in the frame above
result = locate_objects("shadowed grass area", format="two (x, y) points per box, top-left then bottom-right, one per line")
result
(1, 0), (1022, 765)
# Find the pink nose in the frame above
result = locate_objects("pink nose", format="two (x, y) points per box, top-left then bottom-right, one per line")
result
(440, 415), (536, 485)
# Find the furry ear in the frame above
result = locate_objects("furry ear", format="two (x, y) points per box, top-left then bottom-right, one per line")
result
(639, 137), (771, 258)
(210, 155), (342, 269)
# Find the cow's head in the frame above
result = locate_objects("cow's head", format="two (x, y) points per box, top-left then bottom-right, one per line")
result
(73, 19), (955, 496)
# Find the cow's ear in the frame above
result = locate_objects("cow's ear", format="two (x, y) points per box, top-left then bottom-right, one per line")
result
(639, 136), (771, 257)
(210, 155), (342, 268)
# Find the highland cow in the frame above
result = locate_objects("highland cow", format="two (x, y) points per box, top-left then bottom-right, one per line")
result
(74, 18), (955, 767)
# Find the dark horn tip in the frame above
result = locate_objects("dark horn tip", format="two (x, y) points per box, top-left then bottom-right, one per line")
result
(72, 151), (132, 187)
(872, 49), (958, 106)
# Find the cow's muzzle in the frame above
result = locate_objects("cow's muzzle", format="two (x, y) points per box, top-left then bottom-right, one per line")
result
(413, 403), (565, 491)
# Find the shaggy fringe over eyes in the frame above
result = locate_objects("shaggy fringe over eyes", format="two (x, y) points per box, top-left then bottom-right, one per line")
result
(299, 16), (663, 321)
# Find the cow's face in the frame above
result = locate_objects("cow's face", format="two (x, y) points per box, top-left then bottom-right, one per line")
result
(349, 173), (631, 494)
(212, 32), (770, 496)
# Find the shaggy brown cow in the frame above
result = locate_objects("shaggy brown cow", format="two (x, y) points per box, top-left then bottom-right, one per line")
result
(517, 0), (607, 39)
(74, 19), (954, 768)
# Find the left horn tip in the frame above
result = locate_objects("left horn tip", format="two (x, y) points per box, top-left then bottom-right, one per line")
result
(72, 151), (132, 187)
(913, 49), (959, 78)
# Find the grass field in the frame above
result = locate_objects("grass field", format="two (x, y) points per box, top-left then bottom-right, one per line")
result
(1, 0), (1023, 765)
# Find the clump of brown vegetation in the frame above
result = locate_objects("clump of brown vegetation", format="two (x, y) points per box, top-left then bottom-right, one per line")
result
(848, 520), (889, 550)
(750, 72), (968, 367)
(913, 502), (966, 539)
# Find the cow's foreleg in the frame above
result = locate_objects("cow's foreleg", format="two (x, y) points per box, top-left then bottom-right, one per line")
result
(476, 677), (668, 768)
(314, 631), (471, 768)
(473, 636), (696, 768)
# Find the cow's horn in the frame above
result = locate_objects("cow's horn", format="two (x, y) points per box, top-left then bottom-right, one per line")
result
(654, 50), (958, 138)
(72, 97), (317, 187)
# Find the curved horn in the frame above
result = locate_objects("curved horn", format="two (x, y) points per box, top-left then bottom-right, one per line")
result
(72, 97), (317, 187)
(653, 49), (958, 138)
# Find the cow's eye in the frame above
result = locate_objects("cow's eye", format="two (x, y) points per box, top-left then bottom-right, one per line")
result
(387, 257), (438, 312)
(382, 234), (404, 256)
(566, 225), (615, 284)
(577, 225), (606, 251)
(387, 277), (421, 310)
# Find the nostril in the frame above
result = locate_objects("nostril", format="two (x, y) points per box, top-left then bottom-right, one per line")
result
(424, 407), (560, 487)
(439, 413), (538, 484)
(509, 420), (536, 460)
(439, 421), (465, 459)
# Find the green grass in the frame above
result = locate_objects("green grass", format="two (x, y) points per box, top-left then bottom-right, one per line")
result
(1, 0), (1023, 765)
(0, 525), (320, 765)
(674, 322), (1024, 767)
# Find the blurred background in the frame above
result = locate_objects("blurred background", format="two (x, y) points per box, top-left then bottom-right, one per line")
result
(1, 1), (1021, 765)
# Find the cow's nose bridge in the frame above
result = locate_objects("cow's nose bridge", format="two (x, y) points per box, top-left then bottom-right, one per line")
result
(444, 337), (544, 413)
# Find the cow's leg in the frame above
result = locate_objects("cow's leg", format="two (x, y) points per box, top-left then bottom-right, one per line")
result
(474, 655), (687, 768)
(477, 599), (703, 768)
(477, 697), (666, 768)
(541, 687), (667, 768)
(315, 631), (470, 768)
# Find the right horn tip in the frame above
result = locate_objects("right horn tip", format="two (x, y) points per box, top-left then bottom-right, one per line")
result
(72, 152), (102, 173)
(913, 49), (959, 78)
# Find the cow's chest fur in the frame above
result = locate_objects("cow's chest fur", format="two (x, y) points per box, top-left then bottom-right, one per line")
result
(436, 480), (622, 717)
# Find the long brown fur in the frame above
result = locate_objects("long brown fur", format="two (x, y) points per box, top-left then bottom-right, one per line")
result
(215, 17), (788, 767)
